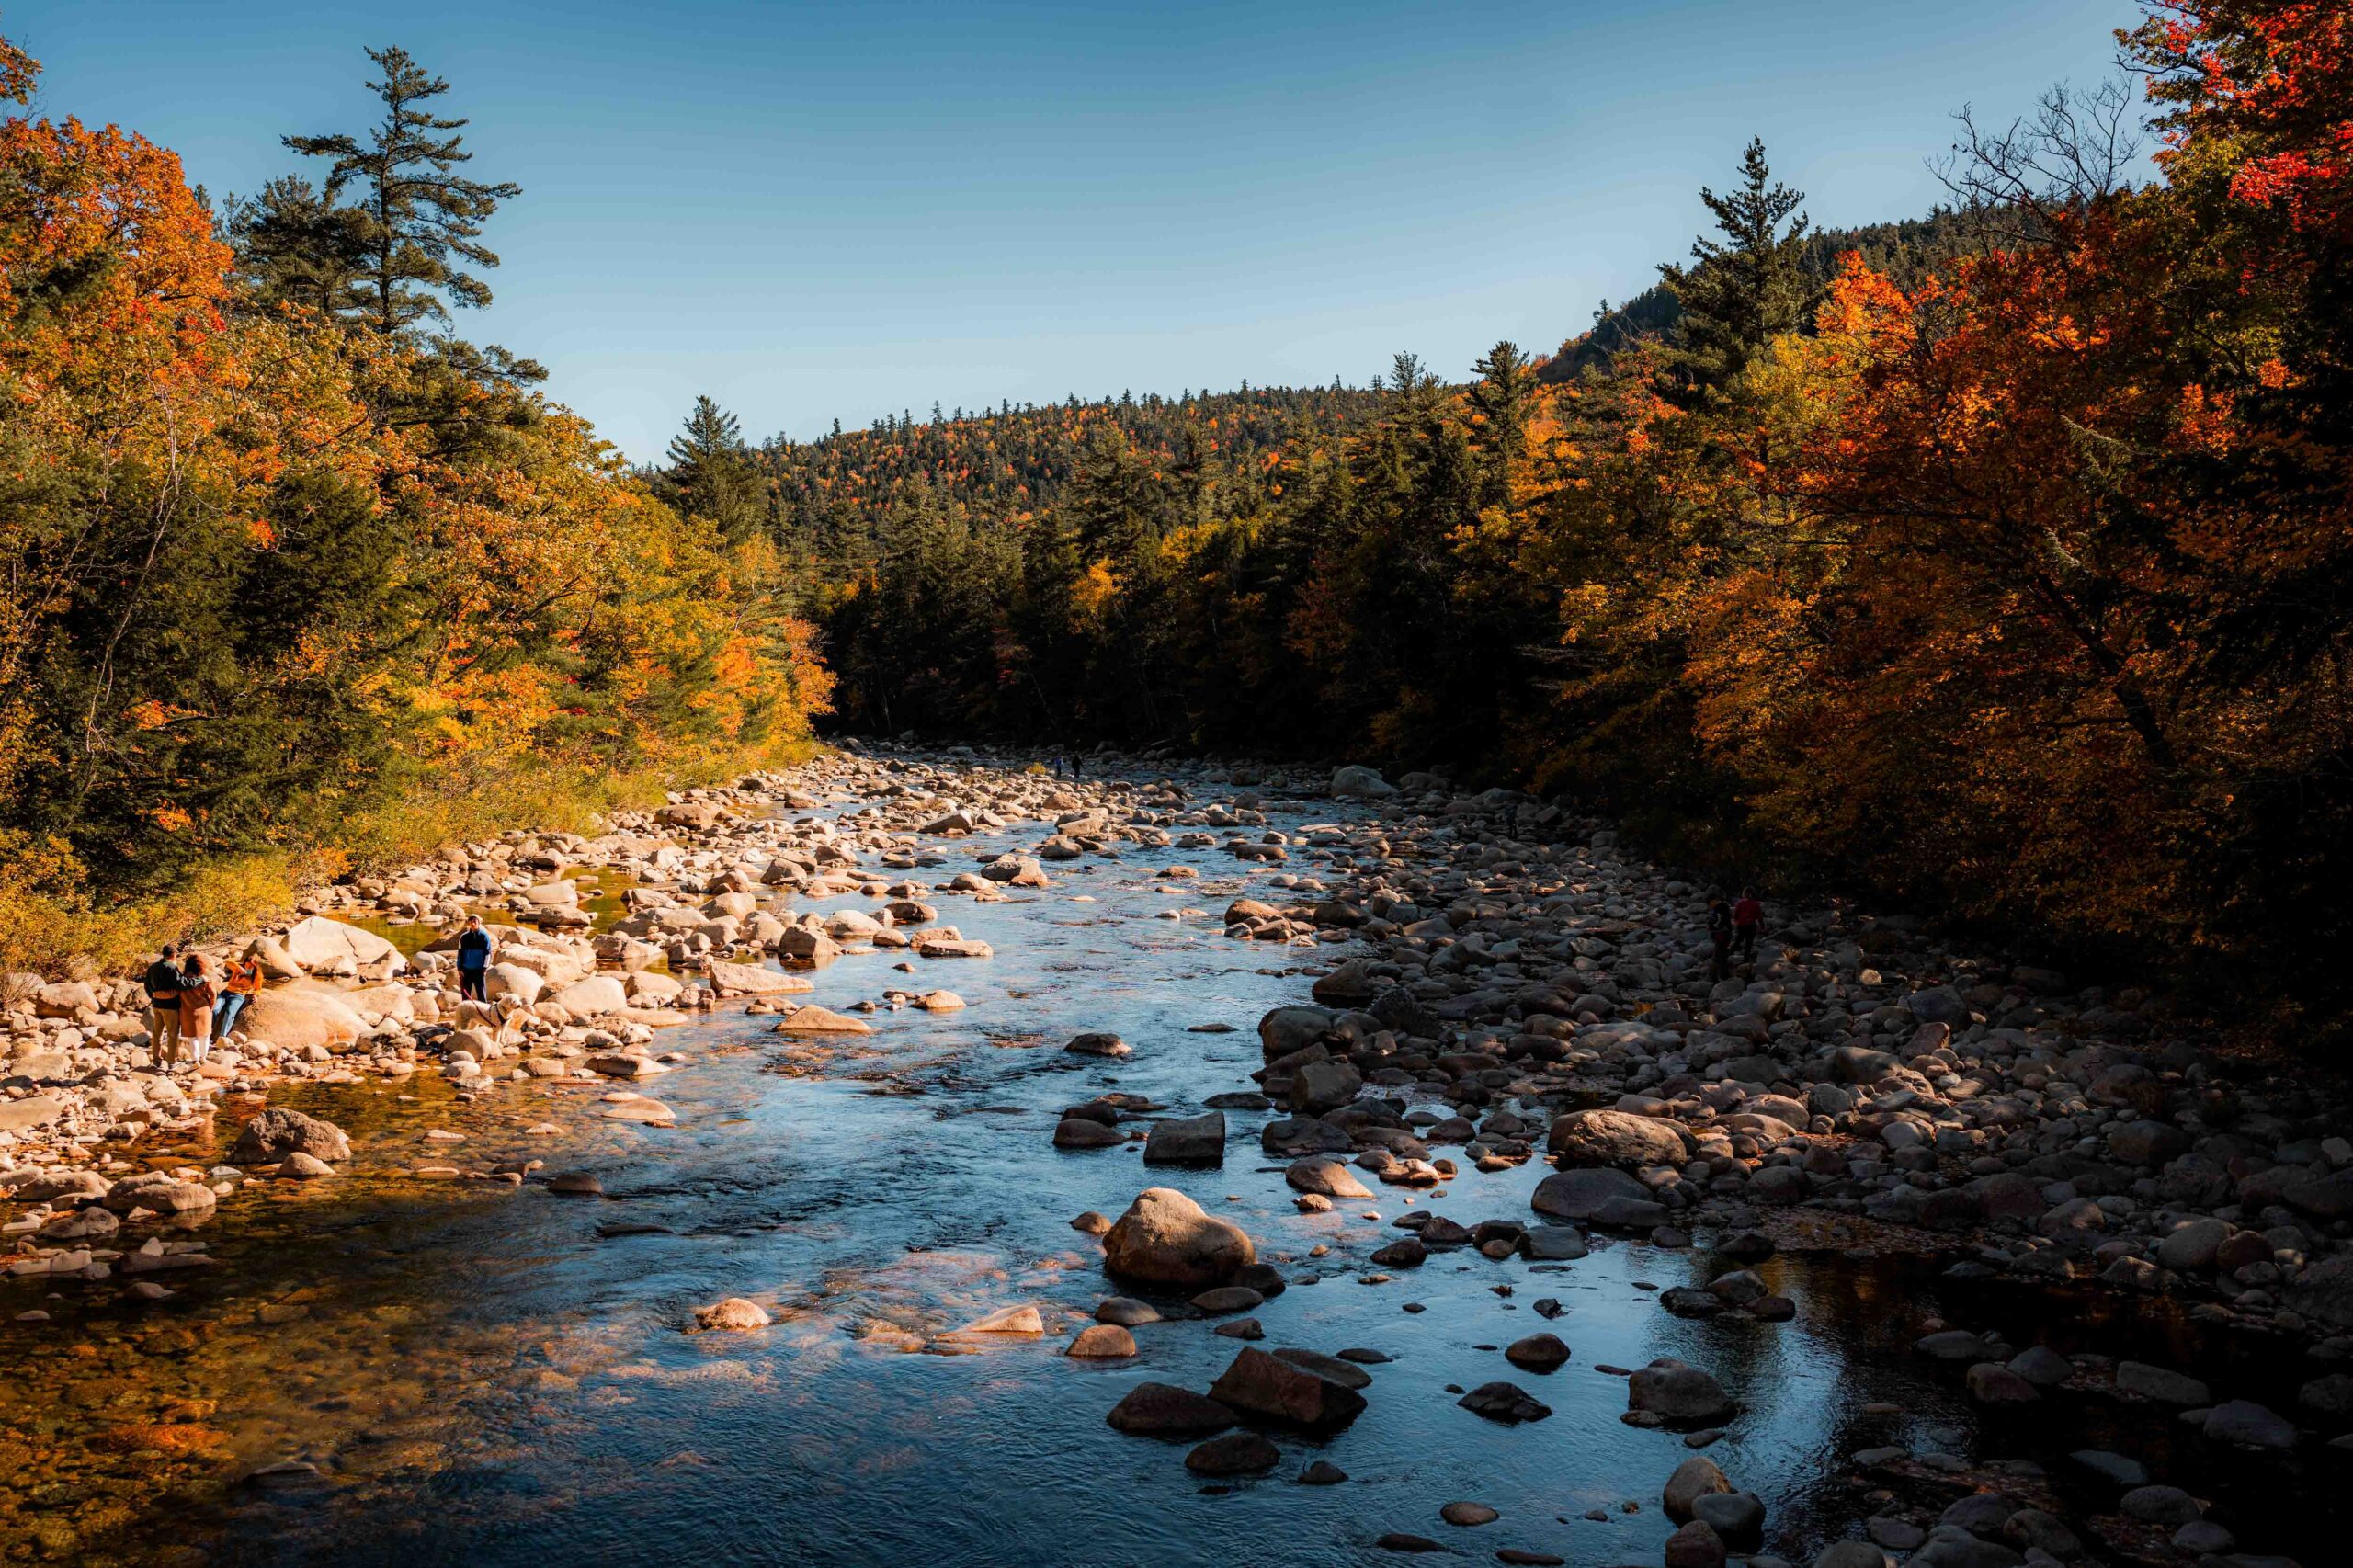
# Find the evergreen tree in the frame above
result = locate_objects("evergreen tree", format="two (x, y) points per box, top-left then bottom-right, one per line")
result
(661, 396), (766, 545)
(1468, 340), (1536, 490)
(226, 175), (371, 321)
(1656, 137), (1813, 401)
(285, 46), (520, 339)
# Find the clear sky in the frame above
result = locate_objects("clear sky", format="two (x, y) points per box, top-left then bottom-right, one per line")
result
(12, 0), (2144, 460)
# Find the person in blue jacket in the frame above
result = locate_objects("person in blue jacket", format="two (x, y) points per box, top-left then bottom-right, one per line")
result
(456, 915), (494, 1001)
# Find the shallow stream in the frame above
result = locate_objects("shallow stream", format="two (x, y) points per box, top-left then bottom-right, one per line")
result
(0, 769), (2335, 1566)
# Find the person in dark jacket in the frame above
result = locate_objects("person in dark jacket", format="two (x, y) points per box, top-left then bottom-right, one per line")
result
(456, 915), (494, 1001)
(143, 944), (185, 1067)
(1706, 892), (1733, 982)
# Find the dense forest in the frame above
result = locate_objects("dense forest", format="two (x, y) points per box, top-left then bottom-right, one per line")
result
(6, 0), (2350, 1040)
(0, 38), (828, 970)
(649, 1), (2353, 1036)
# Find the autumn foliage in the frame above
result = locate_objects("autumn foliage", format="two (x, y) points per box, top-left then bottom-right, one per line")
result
(0, 35), (826, 961)
(799, 0), (2353, 1035)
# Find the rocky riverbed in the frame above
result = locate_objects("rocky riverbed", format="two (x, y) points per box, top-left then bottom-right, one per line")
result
(0, 744), (2339, 1567)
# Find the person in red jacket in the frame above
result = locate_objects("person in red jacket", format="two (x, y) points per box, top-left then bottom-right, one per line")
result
(1733, 885), (1764, 965)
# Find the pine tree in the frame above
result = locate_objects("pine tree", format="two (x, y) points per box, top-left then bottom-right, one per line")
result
(1656, 137), (1813, 402)
(227, 175), (370, 321)
(1468, 340), (1536, 485)
(285, 46), (520, 339)
(662, 396), (766, 545)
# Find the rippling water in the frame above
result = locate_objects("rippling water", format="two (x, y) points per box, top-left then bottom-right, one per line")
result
(3, 776), (2333, 1567)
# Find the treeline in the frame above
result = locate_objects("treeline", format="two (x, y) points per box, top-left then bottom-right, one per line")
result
(647, 383), (1392, 562)
(730, 1), (2350, 1034)
(1541, 207), (2006, 381)
(0, 39), (827, 970)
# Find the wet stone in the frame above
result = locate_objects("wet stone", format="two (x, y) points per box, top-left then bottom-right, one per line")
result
(1184, 1432), (1278, 1476)
(1457, 1381), (1552, 1424)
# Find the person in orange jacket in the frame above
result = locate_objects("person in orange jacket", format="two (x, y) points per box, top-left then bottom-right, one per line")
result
(216, 953), (262, 1041)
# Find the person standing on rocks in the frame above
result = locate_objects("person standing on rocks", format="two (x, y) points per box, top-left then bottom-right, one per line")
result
(176, 954), (217, 1066)
(457, 915), (494, 1002)
(1733, 884), (1763, 966)
(1706, 892), (1733, 982)
(143, 944), (186, 1068)
(215, 952), (261, 1042)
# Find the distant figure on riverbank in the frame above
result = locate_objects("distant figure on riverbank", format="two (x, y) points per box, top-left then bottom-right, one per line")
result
(1733, 884), (1763, 965)
(457, 915), (494, 1001)
(1051, 755), (1065, 779)
(1706, 891), (1733, 982)
(217, 953), (261, 1041)
(142, 944), (184, 1068)
(1070, 752), (1085, 779)
(177, 954), (217, 1066)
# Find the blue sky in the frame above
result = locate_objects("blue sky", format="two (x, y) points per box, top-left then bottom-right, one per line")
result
(13, 0), (2143, 460)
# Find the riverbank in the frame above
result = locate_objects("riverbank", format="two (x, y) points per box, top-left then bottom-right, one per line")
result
(0, 744), (2338, 1567)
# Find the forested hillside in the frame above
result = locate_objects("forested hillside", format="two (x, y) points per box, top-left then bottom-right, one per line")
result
(0, 39), (827, 970)
(1541, 207), (2002, 380)
(765, 385), (1389, 558)
(642, 4), (2353, 1035)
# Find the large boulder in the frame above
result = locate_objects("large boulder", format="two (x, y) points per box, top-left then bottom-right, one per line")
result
(704, 960), (813, 997)
(101, 1171), (216, 1216)
(1101, 1187), (1256, 1288)
(0, 1096), (67, 1133)
(483, 963), (545, 1005)
(1907, 985), (1971, 1026)
(1207, 1346), (1367, 1430)
(549, 975), (629, 1015)
(1106, 1382), (1234, 1437)
(1628, 1358), (1736, 1425)
(2202, 1399), (2297, 1449)
(280, 916), (406, 976)
(1664, 1455), (1733, 1521)
(342, 983), (417, 1021)
(2282, 1252), (2353, 1331)
(1287, 1156), (1373, 1199)
(1142, 1112), (1226, 1166)
(1531, 1165), (1650, 1220)
(487, 941), (591, 988)
(34, 981), (97, 1018)
(1548, 1108), (1690, 1168)
(1290, 1060), (1362, 1113)
(1258, 1006), (1334, 1059)
(237, 985), (366, 1051)
(229, 1107), (352, 1165)
(1330, 765), (1398, 799)
(1310, 960), (1381, 1007)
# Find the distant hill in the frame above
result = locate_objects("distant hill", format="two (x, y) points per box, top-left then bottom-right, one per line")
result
(761, 384), (1389, 551)
(1541, 209), (1995, 381)
(757, 209), (1991, 541)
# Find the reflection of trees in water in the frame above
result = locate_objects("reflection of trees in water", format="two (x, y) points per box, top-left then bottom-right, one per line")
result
(1619, 1244), (1965, 1563)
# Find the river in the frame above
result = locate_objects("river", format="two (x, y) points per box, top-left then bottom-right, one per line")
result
(1, 755), (2331, 1567)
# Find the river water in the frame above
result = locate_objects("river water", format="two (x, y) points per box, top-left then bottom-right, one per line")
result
(1, 764), (2331, 1567)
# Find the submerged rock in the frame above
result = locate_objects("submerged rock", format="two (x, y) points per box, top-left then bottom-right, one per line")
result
(1107, 1382), (1234, 1437)
(694, 1298), (771, 1332)
(228, 1107), (351, 1165)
